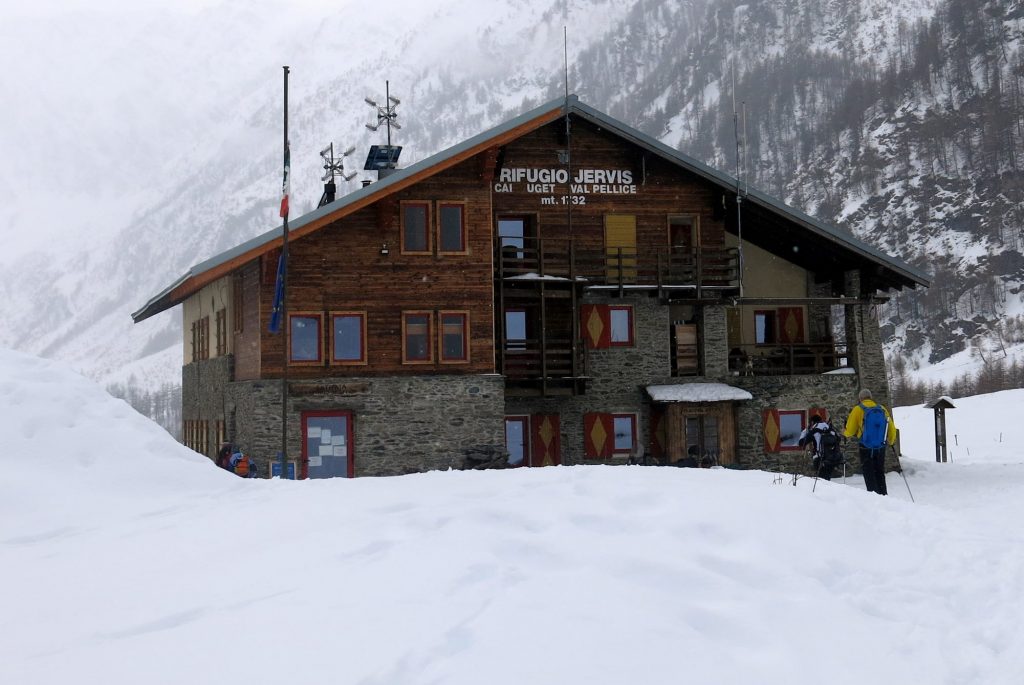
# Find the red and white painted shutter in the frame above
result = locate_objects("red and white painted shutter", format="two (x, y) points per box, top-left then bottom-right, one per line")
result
(762, 408), (782, 452)
(531, 414), (561, 467)
(581, 305), (611, 349)
(777, 307), (805, 344)
(583, 412), (614, 458)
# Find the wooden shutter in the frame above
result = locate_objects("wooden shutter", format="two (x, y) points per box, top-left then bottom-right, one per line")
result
(762, 408), (781, 452)
(584, 412), (613, 458)
(809, 407), (828, 422)
(777, 307), (805, 344)
(604, 214), (637, 282)
(531, 414), (561, 467)
(581, 305), (611, 349)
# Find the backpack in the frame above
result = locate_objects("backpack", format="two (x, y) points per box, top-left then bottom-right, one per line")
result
(233, 453), (250, 477)
(859, 403), (888, 449)
(811, 423), (844, 465)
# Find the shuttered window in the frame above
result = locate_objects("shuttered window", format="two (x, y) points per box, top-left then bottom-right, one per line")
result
(584, 412), (635, 458)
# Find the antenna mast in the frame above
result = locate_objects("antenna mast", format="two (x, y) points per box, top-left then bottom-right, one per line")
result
(732, 59), (746, 298)
(364, 81), (404, 178)
(318, 142), (357, 207)
(564, 26), (572, 239)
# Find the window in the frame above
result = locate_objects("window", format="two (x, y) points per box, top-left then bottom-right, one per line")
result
(192, 316), (210, 361)
(215, 309), (228, 356)
(612, 414), (637, 454)
(401, 201), (431, 254)
(684, 414), (720, 465)
(504, 416), (529, 467)
(609, 306), (634, 346)
(755, 310), (777, 345)
(233, 274), (244, 333)
(199, 419), (209, 456)
(498, 216), (527, 259)
(289, 313), (323, 364)
(668, 215), (697, 251)
(439, 311), (469, 362)
(778, 410), (805, 450)
(504, 309), (527, 350)
(402, 312), (433, 363)
(331, 312), (366, 364)
(438, 202), (466, 253)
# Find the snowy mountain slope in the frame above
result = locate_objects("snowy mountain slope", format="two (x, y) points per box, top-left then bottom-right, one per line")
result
(0, 0), (638, 393)
(3, 0), (1022, 418)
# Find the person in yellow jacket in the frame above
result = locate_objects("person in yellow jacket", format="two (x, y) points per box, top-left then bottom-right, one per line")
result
(844, 388), (897, 495)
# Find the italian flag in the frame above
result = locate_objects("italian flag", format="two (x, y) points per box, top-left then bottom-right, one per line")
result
(279, 142), (290, 218)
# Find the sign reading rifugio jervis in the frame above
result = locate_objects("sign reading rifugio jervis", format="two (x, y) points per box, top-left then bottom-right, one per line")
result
(493, 168), (637, 205)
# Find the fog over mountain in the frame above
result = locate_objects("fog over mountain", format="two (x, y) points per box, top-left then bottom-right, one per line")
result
(3, 0), (1022, 428)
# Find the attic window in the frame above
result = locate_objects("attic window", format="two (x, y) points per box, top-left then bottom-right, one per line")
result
(401, 201), (431, 254)
(438, 202), (466, 253)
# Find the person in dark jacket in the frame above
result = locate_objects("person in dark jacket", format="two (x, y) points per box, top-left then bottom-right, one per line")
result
(799, 414), (837, 480)
(215, 442), (233, 471)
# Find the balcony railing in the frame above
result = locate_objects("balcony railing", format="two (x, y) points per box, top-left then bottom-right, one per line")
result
(497, 238), (739, 292)
(499, 337), (587, 381)
(728, 342), (850, 376)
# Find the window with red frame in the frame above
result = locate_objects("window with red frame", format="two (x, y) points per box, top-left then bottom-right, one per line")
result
(403, 312), (433, 363)
(331, 312), (366, 364)
(289, 314), (323, 363)
(612, 414), (637, 453)
(401, 202), (431, 253)
(609, 305), (634, 346)
(438, 202), (466, 252)
(778, 410), (806, 450)
(439, 311), (468, 362)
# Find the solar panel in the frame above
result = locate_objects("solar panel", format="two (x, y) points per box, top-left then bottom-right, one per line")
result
(363, 145), (403, 171)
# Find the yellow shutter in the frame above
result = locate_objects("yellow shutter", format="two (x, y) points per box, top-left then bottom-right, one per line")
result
(605, 214), (637, 282)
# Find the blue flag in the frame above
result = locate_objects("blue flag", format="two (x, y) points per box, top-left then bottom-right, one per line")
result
(268, 253), (285, 333)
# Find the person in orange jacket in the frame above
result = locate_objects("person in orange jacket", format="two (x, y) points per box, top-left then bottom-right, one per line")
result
(844, 388), (897, 495)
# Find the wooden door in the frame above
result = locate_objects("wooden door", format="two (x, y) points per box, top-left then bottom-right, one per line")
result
(530, 414), (561, 466)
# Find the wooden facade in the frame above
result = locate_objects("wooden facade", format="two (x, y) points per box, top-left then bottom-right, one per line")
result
(135, 95), (928, 477)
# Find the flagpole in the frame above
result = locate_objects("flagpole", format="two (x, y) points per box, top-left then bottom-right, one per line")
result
(280, 65), (290, 480)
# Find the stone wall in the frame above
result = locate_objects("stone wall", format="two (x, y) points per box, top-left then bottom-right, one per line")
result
(730, 373), (860, 474)
(182, 355), (233, 458)
(224, 374), (505, 477)
(508, 293), (676, 464)
(701, 304), (728, 378)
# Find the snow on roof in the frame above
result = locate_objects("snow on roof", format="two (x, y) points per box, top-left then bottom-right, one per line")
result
(646, 382), (753, 403)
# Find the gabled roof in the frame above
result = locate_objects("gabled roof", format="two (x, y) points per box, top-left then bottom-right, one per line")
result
(132, 95), (930, 323)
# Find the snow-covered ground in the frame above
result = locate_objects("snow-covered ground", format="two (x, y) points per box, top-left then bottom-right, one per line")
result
(3, 347), (1024, 684)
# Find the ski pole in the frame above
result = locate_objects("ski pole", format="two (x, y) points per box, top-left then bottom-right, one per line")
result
(891, 444), (914, 502)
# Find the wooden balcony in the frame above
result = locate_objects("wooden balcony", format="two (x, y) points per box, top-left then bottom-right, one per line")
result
(499, 337), (589, 396)
(728, 342), (850, 377)
(497, 238), (739, 298)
